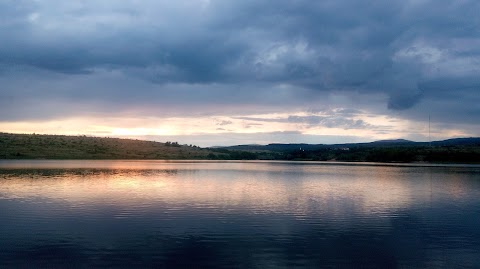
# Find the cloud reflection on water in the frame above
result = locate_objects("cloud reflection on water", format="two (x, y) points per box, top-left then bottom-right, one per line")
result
(0, 161), (420, 220)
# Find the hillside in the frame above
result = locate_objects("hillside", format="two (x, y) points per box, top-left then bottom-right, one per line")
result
(0, 133), (219, 160)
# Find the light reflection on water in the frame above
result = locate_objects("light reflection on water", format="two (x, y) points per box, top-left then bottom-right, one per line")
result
(0, 160), (479, 268)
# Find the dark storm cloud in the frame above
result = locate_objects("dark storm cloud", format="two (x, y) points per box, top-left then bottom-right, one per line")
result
(0, 0), (479, 125)
(387, 91), (423, 110)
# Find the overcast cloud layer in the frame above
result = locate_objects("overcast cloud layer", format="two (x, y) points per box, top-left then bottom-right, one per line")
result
(0, 0), (479, 144)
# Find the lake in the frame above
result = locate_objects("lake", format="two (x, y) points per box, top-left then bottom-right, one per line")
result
(1, 160), (479, 268)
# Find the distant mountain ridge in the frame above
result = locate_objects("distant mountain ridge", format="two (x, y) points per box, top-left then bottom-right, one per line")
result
(215, 137), (480, 163)
(218, 137), (480, 151)
(431, 137), (480, 146)
(371, 139), (413, 144)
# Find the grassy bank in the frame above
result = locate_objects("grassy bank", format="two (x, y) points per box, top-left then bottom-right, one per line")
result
(0, 133), (215, 160)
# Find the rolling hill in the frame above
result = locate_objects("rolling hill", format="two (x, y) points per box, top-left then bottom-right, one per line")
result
(0, 132), (215, 160)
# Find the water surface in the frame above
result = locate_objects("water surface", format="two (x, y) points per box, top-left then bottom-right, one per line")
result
(1, 160), (479, 268)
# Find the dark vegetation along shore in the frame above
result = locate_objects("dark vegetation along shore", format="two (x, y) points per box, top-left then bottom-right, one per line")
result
(220, 138), (480, 163)
(1, 132), (480, 163)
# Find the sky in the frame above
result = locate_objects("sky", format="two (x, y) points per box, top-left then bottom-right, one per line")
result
(1, 0), (479, 146)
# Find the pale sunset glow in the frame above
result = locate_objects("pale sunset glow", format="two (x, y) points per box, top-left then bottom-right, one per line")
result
(0, 109), (475, 146)
(0, 163), (414, 214)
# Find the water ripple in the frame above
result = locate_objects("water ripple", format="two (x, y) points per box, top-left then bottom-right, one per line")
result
(0, 160), (479, 268)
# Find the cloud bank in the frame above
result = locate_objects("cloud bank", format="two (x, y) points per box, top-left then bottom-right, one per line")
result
(0, 0), (479, 144)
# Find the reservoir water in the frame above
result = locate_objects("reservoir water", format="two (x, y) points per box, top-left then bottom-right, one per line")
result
(1, 160), (479, 268)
